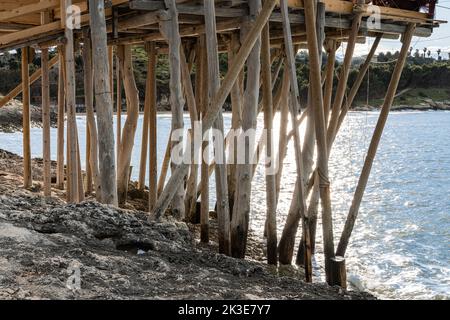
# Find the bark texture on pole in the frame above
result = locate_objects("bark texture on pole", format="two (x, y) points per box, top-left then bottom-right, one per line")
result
(116, 44), (140, 204)
(41, 47), (51, 197)
(159, 0), (185, 219)
(22, 47), (32, 189)
(147, 42), (158, 212)
(64, 0), (79, 203)
(89, 0), (118, 206)
(204, 0), (231, 255)
(82, 30), (101, 201)
(56, 46), (65, 190)
(261, 21), (277, 265)
(231, 0), (262, 259)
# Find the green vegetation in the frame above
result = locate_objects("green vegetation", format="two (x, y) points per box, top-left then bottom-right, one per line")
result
(0, 46), (449, 109)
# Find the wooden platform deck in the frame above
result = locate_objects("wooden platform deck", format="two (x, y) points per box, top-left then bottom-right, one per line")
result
(0, 0), (445, 52)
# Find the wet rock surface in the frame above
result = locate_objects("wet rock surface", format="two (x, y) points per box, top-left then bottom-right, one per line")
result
(0, 192), (375, 300)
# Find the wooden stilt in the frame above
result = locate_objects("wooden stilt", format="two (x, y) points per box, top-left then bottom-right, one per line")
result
(227, 31), (242, 217)
(40, 5), (51, 197)
(277, 0), (311, 282)
(336, 24), (416, 259)
(116, 52), (122, 167)
(304, 0), (333, 284)
(204, 0), (231, 255)
(82, 29), (101, 200)
(157, 134), (171, 197)
(274, 70), (290, 202)
(296, 1), (325, 267)
(21, 47), (32, 189)
(86, 125), (92, 194)
(181, 45), (199, 221)
(56, 46), (65, 190)
(147, 42), (158, 212)
(199, 35), (209, 242)
(261, 20), (277, 265)
(41, 46), (51, 197)
(323, 39), (337, 124)
(159, 0), (185, 219)
(138, 42), (153, 191)
(231, 0), (262, 259)
(63, 0), (79, 203)
(117, 44), (140, 205)
(89, 0), (118, 206)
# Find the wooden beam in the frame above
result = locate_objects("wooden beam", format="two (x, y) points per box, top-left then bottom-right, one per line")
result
(0, 0), (59, 22)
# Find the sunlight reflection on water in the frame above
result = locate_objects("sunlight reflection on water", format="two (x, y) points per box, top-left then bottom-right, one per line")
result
(0, 111), (449, 300)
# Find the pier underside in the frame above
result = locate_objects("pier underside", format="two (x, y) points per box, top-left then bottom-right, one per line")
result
(0, 0), (444, 290)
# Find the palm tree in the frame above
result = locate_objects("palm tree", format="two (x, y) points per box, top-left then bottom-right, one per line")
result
(423, 47), (428, 58)
(427, 50), (431, 58)
(437, 49), (442, 61)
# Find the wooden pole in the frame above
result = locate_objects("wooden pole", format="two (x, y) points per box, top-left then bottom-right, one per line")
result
(82, 30), (101, 200)
(336, 24), (416, 260)
(159, 0), (185, 219)
(116, 52), (122, 167)
(138, 43), (153, 191)
(199, 35), (209, 242)
(326, 2), (364, 152)
(89, 0), (118, 206)
(117, 44), (140, 204)
(21, 47), (32, 189)
(323, 39), (337, 124)
(204, 0), (231, 255)
(63, 0), (79, 203)
(277, 0), (311, 282)
(41, 5), (51, 197)
(152, 0), (277, 219)
(231, 0), (262, 259)
(148, 42), (158, 212)
(227, 31), (242, 216)
(56, 46), (65, 190)
(181, 46), (199, 221)
(41, 47), (51, 197)
(261, 20), (277, 265)
(157, 133), (171, 197)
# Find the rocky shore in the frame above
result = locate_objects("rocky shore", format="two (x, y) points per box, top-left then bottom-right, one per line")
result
(0, 99), (57, 132)
(353, 99), (450, 112)
(0, 149), (375, 300)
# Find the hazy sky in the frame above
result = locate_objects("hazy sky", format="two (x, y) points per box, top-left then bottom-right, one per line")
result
(349, 7), (450, 58)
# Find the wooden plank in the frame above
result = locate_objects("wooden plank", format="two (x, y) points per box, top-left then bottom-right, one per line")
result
(0, 0), (59, 22)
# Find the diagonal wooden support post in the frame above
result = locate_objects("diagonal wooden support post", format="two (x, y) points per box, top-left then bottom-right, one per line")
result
(336, 24), (416, 261)
(151, 0), (278, 220)
(204, 0), (231, 255)
(277, 0), (311, 281)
